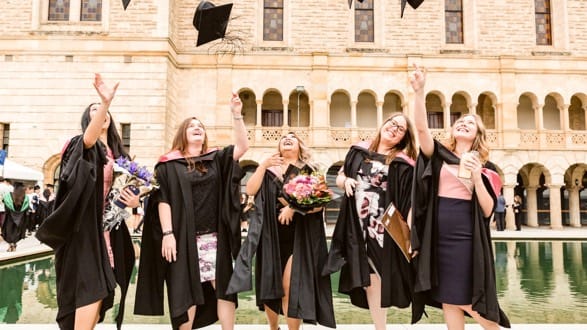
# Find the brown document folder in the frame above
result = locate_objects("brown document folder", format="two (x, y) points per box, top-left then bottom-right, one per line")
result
(381, 202), (411, 262)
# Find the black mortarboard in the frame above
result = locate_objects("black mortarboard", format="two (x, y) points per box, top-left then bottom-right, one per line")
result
(122, 0), (131, 11)
(193, 1), (233, 47)
(401, 0), (424, 18)
(348, 0), (366, 9)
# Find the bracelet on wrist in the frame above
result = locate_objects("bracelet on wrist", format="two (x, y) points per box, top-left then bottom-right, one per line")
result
(162, 230), (173, 237)
(233, 115), (243, 120)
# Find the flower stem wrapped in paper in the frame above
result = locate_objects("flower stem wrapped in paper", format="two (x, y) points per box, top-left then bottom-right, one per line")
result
(282, 169), (333, 215)
(103, 156), (158, 231)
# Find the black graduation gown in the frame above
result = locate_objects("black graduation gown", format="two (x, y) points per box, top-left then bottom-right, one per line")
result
(134, 146), (242, 329)
(1, 194), (30, 244)
(228, 164), (336, 328)
(323, 145), (415, 312)
(410, 140), (511, 328)
(35, 135), (130, 330)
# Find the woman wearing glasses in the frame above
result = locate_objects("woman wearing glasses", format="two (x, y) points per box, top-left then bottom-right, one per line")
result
(324, 113), (417, 330)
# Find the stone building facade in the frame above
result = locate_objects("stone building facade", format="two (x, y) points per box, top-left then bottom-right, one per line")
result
(0, 0), (585, 229)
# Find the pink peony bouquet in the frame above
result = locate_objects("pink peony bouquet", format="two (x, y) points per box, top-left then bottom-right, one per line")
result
(283, 172), (333, 212)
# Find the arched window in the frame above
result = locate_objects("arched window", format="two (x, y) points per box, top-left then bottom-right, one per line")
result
(330, 92), (351, 127)
(261, 91), (283, 127)
(383, 92), (402, 119)
(476, 94), (496, 129)
(426, 94), (443, 129)
(239, 90), (257, 126)
(542, 95), (560, 130)
(568, 96), (585, 131)
(356, 92), (377, 128)
(517, 95), (535, 129)
(450, 94), (468, 126)
(535, 0), (552, 45)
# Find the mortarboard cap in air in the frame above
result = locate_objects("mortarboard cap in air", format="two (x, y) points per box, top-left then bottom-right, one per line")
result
(401, 0), (424, 18)
(122, 0), (131, 11)
(193, 1), (234, 47)
(348, 0), (366, 9)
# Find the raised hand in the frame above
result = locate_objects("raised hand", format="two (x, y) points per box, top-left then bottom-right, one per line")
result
(93, 73), (119, 106)
(409, 64), (427, 93)
(230, 92), (243, 116)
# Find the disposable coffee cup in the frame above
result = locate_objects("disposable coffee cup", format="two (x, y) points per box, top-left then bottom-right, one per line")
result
(458, 151), (479, 179)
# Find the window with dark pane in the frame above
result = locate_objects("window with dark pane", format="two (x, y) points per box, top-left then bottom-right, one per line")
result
(355, 0), (374, 42)
(2, 123), (10, 155)
(264, 0), (284, 41)
(48, 0), (70, 21)
(445, 0), (463, 44)
(81, 0), (102, 22)
(121, 123), (131, 154)
(535, 0), (552, 45)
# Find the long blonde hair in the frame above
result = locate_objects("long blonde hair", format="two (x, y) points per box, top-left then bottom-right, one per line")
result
(369, 113), (417, 163)
(444, 114), (490, 164)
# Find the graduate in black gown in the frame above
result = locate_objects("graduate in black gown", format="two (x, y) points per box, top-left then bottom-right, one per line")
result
(134, 93), (248, 330)
(1, 183), (30, 252)
(230, 132), (335, 330)
(36, 73), (140, 330)
(323, 113), (417, 330)
(409, 64), (510, 329)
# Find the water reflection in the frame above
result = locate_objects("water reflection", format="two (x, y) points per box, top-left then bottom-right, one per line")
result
(1, 241), (586, 324)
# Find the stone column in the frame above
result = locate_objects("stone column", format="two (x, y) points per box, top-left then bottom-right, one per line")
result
(526, 186), (538, 227)
(548, 184), (563, 229)
(256, 100), (262, 127)
(503, 184), (516, 230)
(444, 103), (452, 129)
(536, 104), (544, 130)
(568, 185), (581, 227)
(351, 101), (358, 141)
(282, 100), (289, 128)
(376, 101), (383, 128)
(561, 104), (570, 131)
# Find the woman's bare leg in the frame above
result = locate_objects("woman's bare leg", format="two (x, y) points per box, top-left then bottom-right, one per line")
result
(462, 305), (500, 330)
(265, 304), (280, 330)
(217, 299), (236, 330)
(74, 300), (102, 330)
(178, 305), (196, 330)
(442, 303), (466, 330)
(365, 273), (387, 330)
(282, 256), (301, 330)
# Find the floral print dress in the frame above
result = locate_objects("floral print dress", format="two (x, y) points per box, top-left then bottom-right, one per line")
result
(353, 154), (388, 275)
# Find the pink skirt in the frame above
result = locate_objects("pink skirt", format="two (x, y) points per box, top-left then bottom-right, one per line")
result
(196, 232), (217, 282)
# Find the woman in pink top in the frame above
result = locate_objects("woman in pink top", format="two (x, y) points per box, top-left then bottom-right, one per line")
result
(408, 65), (510, 329)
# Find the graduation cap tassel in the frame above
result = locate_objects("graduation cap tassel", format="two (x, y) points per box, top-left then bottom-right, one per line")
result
(122, 0), (131, 11)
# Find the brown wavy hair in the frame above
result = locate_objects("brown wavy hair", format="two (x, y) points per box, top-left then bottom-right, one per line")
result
(444, 114), (490, 164)
(369, 112), (417, 163)
(171, 117), (209, 172)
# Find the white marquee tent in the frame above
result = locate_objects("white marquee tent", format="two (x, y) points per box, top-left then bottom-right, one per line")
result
(0, 159), (44, 182)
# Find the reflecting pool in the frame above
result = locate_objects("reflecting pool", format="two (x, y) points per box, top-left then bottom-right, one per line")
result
(0, 240), (586, 324)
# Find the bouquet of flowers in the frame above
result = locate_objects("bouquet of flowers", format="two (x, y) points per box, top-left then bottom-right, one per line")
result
(282, 171), (333, 213)
(103, 156), (158, 231)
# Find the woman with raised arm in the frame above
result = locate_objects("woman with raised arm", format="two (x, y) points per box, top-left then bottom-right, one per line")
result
(135, 93), (248, 330)
(36, 73), (140, 330)
(323, 113), (417, 330)
(409, 65), (510, 329)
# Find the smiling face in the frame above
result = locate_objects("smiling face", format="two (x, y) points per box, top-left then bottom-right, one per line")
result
(185, 118), (206, 145)
(88, 103), (111, 130)
(279, 133), (300, 156)
(452, 115), (478, 142)
(380, 115), (407, 148)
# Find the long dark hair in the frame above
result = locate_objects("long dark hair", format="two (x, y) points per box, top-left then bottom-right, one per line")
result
(11, 182), (26, 207)
(81, 103), (129, 159)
